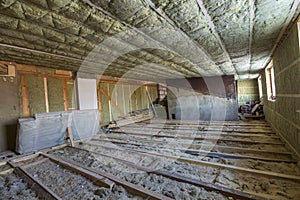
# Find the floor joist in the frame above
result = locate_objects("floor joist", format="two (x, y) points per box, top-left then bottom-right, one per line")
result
(110, 130), (284, 145)
(138, 120), (270, 126)
(125, 123), (273, 131)
(119, 127), (279, 139)
(81, 142), (300, 182)
(8, 161), (61, 200)
(73, 146), (268, 200)
(99, 134), (292, 156)
(42, 153), (173, 200)
(94, 138), (296, 163)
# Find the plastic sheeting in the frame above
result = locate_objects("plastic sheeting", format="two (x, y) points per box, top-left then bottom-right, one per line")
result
(16, 110), (100, 154)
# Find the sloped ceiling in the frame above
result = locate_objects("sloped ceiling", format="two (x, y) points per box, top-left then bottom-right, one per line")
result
(0, 0), (299, 81)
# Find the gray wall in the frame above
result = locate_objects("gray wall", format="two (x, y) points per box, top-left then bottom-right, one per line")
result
(0, 76), (19, 151)
(260, 22), (300, 156)
(167, 76), (238, 121)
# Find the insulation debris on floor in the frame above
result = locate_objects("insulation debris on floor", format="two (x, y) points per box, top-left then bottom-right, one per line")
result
(1, 120), (300, 200)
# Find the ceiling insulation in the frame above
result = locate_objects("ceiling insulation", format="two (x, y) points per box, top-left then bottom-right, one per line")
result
(0, 0), (299, 81)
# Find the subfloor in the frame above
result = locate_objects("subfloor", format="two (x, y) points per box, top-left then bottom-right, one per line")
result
(1, 120), (300, 200)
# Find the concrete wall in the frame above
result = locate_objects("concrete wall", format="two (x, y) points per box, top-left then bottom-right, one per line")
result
(237, 79), (259, 105)
(167, 76), (238, 121)
(260, 22), (300, 156)
(0, 76), (19, 151)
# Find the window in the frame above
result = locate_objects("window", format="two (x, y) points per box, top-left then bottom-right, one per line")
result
(265, 61), (276, 101)
(258, 76), (263, 98)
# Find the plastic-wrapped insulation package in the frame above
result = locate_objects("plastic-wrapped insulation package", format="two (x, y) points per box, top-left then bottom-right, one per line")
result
(16, 109), (100, 154)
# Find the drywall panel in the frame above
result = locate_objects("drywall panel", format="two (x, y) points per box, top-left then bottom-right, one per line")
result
(76, 78), (97, 110)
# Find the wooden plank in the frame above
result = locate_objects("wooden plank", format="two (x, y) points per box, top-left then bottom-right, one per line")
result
(66, 127), (75, 147)
(41, 153), (115, 189)
(110, 130), (284, 145)
(134, 90), (138, 110)
(98, 84), (103, 126)
(130, 124), (273, 133)
(21, 75), (30, 117)
(43, 77), (49, 113)
(99, 84), (125, 117)
(0, 168), (14, 175)
(94, 139), (296, 163)
(120, 126), (279, 139)
(44, 153), (173, 200)
(22, 158), (49, 169)
(126, 123), (273, 131)
(141, 120), (270, 127)
(62, 79), (69, 111)
(107, 83), (112, 121)
(84, 142), (300, 181)
(9, 161), (61, 200)
(98, 75), (157, 87)
(7, 64), (15, 77)
(55, 70), (72, 76)
(10, 153), (40, 163)
(18, 70), (73, 79)
(101, 134), (292, 156)
(122, 83), (126, 114)
(41, 143), (69, 154)
(16, 64), (37, 72)
(81, 148), (268, 200)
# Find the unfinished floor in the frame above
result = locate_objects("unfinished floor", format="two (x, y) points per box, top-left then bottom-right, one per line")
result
(1, 119), (300, 200)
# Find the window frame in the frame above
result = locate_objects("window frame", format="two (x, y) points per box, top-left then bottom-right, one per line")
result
(265, 61), (276, 101)
(258, 76), (263, 98)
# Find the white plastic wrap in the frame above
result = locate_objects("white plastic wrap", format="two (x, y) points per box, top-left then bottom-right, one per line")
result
(16, 110), (100, 154)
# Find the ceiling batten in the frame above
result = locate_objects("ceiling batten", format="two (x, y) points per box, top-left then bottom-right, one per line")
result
(248, 0), (256, 78)
(196, 0), (238, 78)
(83, 0), (205, 77)
(143, 0), (223, 76)
(263, 0), (300, 69)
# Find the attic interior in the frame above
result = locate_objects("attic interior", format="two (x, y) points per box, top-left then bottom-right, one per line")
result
(0, 0), (300, 199)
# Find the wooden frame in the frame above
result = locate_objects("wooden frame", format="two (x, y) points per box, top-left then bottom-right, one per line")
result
(21, 75), (30, 117)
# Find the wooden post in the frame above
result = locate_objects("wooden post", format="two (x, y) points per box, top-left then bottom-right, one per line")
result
(21, 75), (30, 117)
(62, 79), (69, 111)
(134, 90), (138, 111)
(66, 127), (74, 147)
(99, 84), (125, 117)
(107, 83), (112, 121)
(43, 77), (49, 113)
(122, 83), (126, 114)
(129, 85), (132, 113)
(98, 83), (103, 126)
